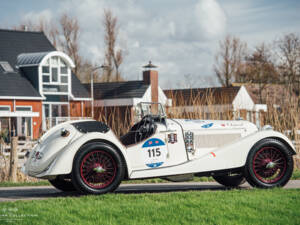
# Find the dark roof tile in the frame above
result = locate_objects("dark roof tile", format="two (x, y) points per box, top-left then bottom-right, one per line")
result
(84, 81), (149, 99)
(71, 73), (90, 99)
(0, 72), (41, 97)
(0, 29), (55, 68)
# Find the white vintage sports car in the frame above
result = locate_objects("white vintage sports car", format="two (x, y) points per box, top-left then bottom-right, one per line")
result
(22, 102), (296, 194)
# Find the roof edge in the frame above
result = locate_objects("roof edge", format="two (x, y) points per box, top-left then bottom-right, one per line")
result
(0, 96), (45, 100)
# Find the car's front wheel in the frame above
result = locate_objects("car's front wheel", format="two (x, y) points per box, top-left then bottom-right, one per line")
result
(71, 142), (125, 194)
(244, 139), (293, 188)
(213, 173), (246, 188)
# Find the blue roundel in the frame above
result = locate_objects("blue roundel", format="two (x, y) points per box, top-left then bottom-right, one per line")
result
(142, 138), (165, 148)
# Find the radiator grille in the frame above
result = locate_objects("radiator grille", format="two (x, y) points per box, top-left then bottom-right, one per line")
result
(194, 133), (241, 148)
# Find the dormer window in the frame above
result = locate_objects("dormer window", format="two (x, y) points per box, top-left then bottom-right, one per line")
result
(42, 56), (68, 85)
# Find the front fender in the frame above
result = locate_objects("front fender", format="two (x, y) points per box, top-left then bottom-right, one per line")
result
(36, 130), (130, 177)
(212, 130), (296, 169)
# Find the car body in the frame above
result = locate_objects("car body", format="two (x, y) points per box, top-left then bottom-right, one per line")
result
(22, 102), (296, 194)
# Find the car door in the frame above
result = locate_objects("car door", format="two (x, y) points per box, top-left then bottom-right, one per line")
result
(126, 120), (188, 171)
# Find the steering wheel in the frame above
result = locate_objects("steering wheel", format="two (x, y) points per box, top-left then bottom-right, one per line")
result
(135, 115), (155, 143)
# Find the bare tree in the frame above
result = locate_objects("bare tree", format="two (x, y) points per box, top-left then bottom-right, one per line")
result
(276, 33), (300, 94)
(214, 35), (247, 87)
(103, 9), (124, 82)
(243, 43), (278, 103)
(59, 13), (82, 76)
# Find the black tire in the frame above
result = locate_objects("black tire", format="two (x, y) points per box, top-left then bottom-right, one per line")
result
(213, 173), (246, 188)
(244, 138), (294, 188)
(49, 176), (77, 192)
(71, 142), (125, 194)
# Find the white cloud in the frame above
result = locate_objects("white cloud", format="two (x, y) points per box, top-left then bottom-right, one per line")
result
(195, 0), (227, 38)
(21, 0), (227, 88)
(22, 9), (53, 24)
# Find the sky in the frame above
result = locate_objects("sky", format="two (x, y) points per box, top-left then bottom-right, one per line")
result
(1, 0), (300, 88)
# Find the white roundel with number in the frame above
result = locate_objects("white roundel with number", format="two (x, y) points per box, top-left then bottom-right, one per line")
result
(142, 138), (167, 168)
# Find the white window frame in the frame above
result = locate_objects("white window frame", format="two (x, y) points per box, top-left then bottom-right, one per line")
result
(41, 57), (70, 85)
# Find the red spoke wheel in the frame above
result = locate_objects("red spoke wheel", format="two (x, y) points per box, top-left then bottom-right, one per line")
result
(72, 142), (125, 194)
(80, 150), (117, 188)
(253, 147), (286, 183)
(244, 139), (294, 188)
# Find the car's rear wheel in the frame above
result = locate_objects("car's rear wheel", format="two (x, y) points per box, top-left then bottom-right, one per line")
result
(71, 142), (125, 194)
(49, 176), (76, 192)
(244, 139), (293, 188)
(213, 173), (246, 188)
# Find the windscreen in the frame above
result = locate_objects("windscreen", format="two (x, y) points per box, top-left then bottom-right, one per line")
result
(138, 102), (166, 118)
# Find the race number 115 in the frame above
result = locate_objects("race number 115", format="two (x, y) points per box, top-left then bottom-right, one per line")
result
(148, 148), (161, 158)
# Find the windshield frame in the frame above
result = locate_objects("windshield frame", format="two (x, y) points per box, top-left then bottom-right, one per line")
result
(137, 102), (166, 118)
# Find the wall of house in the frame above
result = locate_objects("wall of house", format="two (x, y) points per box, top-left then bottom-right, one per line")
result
(0, 100), (42, 139)
(232, 86), (255, 111)
(70, 101), (87, 117)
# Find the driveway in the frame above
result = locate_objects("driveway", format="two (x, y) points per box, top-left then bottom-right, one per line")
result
(0, 180), (299, 202)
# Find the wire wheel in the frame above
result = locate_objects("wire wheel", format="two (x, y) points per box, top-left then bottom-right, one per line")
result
(80, 150), (117, 189)
(252, 147), (287, 184)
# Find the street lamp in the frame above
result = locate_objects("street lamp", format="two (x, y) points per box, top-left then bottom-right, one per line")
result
(90, 64), (108, 118)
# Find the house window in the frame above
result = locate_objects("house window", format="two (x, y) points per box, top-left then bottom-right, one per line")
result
(61, 76), (68, 83)
(52, 68), (58, 82)
(16, 106), (32, 111)
(43, 75), (50, 82)
(41, 56), (69, 85)
(0, 106), (10, 111)
(42, 66), (50, 73)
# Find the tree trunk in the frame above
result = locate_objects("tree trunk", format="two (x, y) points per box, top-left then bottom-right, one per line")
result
(9, 137), (18, 182)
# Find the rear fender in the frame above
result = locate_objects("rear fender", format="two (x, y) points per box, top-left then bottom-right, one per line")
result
(37, 130), (130, 177)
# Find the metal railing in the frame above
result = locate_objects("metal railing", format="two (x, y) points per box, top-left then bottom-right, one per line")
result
(0, 139), (37, 168)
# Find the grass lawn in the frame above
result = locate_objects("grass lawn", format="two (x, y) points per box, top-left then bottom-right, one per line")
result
(0, 189), (299, 225)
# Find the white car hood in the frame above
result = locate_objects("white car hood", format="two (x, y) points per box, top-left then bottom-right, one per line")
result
(172, 119), (258, 133)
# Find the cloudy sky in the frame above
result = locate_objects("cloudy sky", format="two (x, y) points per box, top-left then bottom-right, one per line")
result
(1, 0), (300, 88)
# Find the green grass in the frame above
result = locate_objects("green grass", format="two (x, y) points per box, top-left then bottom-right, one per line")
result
(291, 168), (300, 179)
(0, 180), (50, 187)
(0, 189), (299, 225)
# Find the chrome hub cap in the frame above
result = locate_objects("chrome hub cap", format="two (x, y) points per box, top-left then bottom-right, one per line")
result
(266, 161), (276, 169)
(93, 166), (106, 173)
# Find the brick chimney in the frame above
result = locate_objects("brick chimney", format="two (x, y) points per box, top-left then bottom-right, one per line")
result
(143, 61), (158, 103)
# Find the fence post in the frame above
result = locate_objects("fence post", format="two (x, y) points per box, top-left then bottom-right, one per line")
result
(9, 136), (18, 182)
